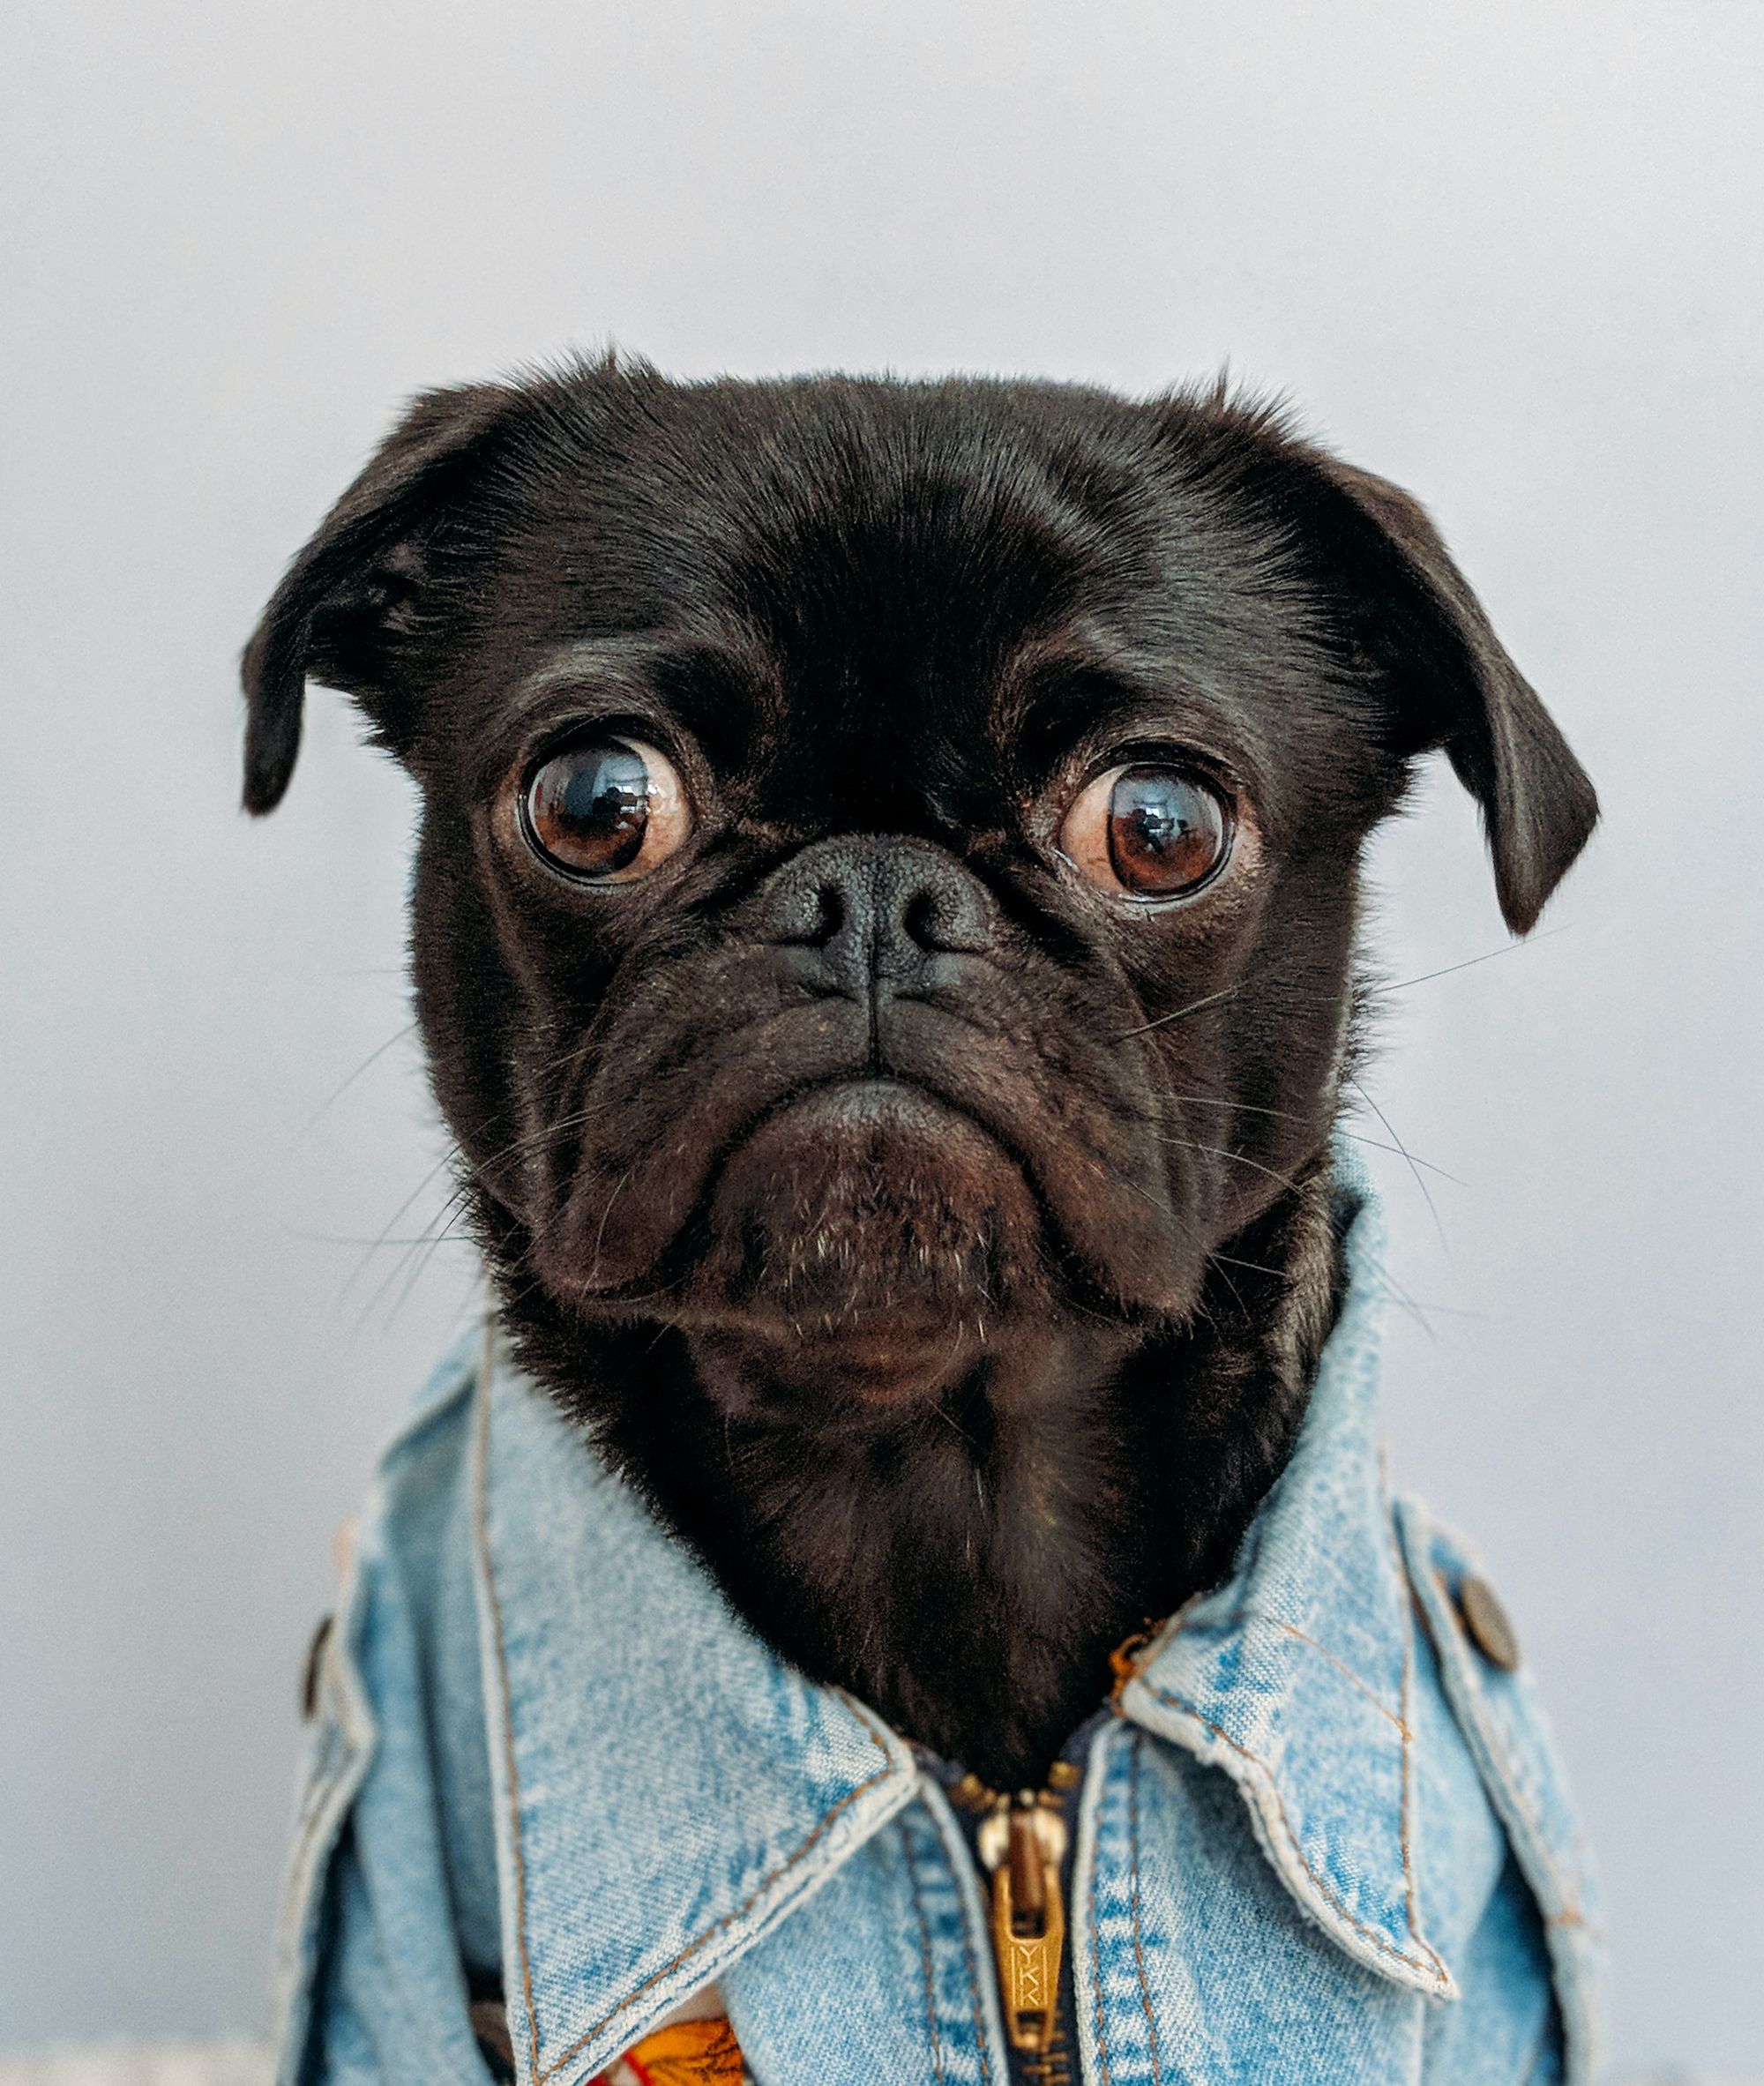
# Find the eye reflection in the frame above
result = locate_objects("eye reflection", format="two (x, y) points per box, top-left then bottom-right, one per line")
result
(520, 736), (691, 881)
(1060, 763), (1233, 899)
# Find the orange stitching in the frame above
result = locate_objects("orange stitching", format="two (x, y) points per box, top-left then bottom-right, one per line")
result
(474, 1362), (543, 2084)
(1261, 1617), (1409, 1734)
(1379, 1465), (1432, 1978)
(929, 1793), (996, 2076)
(539, 1738), (894, 2079)
(1396, 1568), (1425, 1963)
(1138, 1678), (1448, 1984)
(475, 1359), (901, 2084)
(899, 1816), (948, 2086)
(1130, 1596), (1407, 1733)
(1125, 1734), (1165, 2086)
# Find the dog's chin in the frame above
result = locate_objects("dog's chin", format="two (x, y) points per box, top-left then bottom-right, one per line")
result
(662, 1079), (1047, 1407)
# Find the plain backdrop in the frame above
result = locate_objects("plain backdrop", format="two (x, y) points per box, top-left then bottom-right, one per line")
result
(3, 1), (1760, 2070)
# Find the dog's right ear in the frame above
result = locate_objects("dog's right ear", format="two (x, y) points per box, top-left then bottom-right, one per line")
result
(240, 382), (522, 814)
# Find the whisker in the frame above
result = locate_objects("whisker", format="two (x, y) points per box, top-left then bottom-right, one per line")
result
(340, 1153), (460, 1305)
(1207, 1252), (1290, 1281)
(1366, 928), (1566, 1002)
(1366, 1265), (1440, 1343)
(290, 1022), (419, 1149)
(1111, 984), (1238, 1041)
(1164, 1095), (1466, 1185)
(1154, 1133), (1307, 1199)
(1345, 1073), (1449, 1252)
(353, 1183), (473, 1327)
(384, 1201), (475, 1325)
(1112, 927), (1571, 1046)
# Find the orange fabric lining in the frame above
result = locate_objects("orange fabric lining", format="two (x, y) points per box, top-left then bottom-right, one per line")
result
(594, 2017), (745, 2086)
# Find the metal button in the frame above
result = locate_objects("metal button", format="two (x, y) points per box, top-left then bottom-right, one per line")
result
(1457, 1574), (1520, 1671)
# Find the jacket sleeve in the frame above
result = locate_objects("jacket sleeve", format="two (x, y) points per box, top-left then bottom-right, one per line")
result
(1422, 1846), (1563, 2082)
(299, 1821), (496, 2086)
(273, 1353), (504, 2086)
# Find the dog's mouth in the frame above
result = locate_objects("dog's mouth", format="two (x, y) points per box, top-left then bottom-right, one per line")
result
(524, 1074), (1056, 1399)
(519, 943), (1204, 1359)
(688, 1077), (1043, 1340)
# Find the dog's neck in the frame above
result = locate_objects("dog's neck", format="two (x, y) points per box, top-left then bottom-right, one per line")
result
(490, 1159), (1343, 1791)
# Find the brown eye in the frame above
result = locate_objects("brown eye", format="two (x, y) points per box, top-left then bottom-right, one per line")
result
(1060, 763), (1232, 899)
(520, 736), (691, 881)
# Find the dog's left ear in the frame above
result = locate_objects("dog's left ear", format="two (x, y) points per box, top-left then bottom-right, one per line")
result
(1312, 455), (1599, 933)
(240, 381), (523, 814)
(1204, 401), (1600, 934)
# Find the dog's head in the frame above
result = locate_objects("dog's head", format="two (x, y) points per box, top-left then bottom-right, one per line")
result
(245, 363), (1592, 1391)
(243, 363), (1595, 1768)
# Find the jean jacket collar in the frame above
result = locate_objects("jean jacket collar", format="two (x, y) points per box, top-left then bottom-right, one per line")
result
(471, 1175), (1449, 2086)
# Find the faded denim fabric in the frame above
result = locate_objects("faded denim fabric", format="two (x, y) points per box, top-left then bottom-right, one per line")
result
(275, 1181), (1602, 2086)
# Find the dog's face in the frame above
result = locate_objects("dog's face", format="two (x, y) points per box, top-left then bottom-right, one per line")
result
(244, 363), (1596, 1775)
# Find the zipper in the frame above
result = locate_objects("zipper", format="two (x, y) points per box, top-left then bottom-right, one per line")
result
(949, 1764), (1081, 2086)
(938, 1622), (1162, 2086)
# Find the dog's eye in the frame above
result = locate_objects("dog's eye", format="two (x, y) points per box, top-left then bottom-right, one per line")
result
(520, 736), (691, 882)
(1059, 764), (1232, 900)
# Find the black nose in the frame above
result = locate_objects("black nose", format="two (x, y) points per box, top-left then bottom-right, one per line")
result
(756, 835), (996, 1000)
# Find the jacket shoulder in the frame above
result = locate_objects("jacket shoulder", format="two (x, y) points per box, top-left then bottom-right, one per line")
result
(1394, 1494), (1605, 2083)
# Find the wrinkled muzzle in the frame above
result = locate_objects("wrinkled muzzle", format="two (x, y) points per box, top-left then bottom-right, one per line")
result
(526, 834), (1201, 1333)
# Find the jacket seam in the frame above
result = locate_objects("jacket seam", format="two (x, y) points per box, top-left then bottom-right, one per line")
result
(1395, 1498), (1583, 1927)
(1396, 1500), (1588, 1933)
(1125, 1732), (1165, 2086)
(1087, 1746), (1117, 2086)
(473, 1364), (544, 2086)
(1261, 1616), (1409, 1733)
(1399, 1589), (1424, 1963)
(1381, 1458), (1432, 1973)
(926, 1786), (998, 2082)
(475, 1359), (899, 2086)
(538, 1735), (896, 2080)
(1136, 1677), (1448, 1985)
(1170, 1608), (1407, 1731)
(899, 1814), (950, 2086)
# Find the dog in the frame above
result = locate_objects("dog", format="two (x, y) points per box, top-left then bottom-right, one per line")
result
(244, 359), (1599, 2079)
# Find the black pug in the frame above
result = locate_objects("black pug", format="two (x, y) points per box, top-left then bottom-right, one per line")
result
(243, 359), (1595, 1794)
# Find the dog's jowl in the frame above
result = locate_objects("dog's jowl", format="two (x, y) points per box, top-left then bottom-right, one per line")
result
(250, 363), (1603, 2084)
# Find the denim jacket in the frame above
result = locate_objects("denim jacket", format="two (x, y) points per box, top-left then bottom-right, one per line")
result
(275, 1188), (1602, 2086)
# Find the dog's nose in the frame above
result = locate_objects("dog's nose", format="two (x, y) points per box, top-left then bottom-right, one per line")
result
(756, 835), (996, 999)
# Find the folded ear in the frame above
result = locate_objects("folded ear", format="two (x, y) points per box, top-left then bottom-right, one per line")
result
(240, 381), (521, 814)
(1308, 454), (1599, 934)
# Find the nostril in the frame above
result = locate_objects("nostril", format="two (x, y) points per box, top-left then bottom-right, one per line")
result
(898, 876), (992, 956)
(806, 883), (845, 949)
(766, 877), (847, 949)
(901, 889), (938, 951)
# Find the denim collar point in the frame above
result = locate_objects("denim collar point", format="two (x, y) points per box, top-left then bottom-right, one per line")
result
(470, 1347), (923, 2086)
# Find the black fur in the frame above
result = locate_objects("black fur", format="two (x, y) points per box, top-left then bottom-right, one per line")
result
(243, 359), (1596, 1788)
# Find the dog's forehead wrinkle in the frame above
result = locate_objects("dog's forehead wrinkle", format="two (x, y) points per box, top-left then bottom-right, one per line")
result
(458, 395), (1390, 846)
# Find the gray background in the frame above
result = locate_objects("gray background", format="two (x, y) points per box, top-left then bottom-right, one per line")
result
(3, 0), (1760, 2070)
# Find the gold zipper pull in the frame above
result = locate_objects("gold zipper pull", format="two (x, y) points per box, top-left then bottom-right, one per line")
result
(979, 1797), (1068, 2056)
